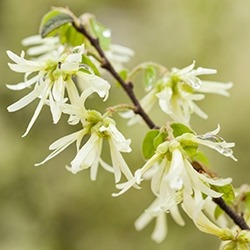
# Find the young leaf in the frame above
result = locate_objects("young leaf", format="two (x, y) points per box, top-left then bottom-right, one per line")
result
(153, 131), (168, 150)
(144, 66), (156, 89)
(191, 151), (209, 166)
(82, 55), (100, 76)
(212, 184), (235, 205)
(119, 69), (129, 81)
(40, 9), (74, 38)
(182, 142), (198, 157)
(142, 130), (160, 159)
(244, 192), (250, 210)
(214, 205), (223, 219)
(59, 23), (86, 46)
(89, 18), (111, 50)
(170, 123), (194, 138)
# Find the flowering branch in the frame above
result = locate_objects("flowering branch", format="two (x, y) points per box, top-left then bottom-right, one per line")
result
(5, 7), (250, 248)
(72, 21), (158, 129)
(72, 17), (250, 233)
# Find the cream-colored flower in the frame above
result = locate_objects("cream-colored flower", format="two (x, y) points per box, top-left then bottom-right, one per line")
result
(36, 110), (134, 183)
(114, 124), (236, 242)
(122, 61), (232, 125)
(135, 197), (185, 243)
(7, 46), (110, 136)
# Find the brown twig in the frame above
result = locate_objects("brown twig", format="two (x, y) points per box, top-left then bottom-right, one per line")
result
(192, 161), (250, 230)
(213, 197), (250, 230)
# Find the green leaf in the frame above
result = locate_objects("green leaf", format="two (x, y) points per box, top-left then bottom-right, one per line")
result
(170, 123), (194, 138)
(182, 143), (198, 157)
(89, 18), (111, 50)
(144, 66), (156, 89)
(214, 185), (235, 219)
(142, 130), (160, 159)
(244, 192), (250, 210)
(81, 55), (100, 76)
(191, 151), (209, 166)
(119, 69), (129, 81)
(214, 205), (223, 219)
(40, 10), (74, 38)
(59, 23), (86, 46)
(153, 131), (168, 150)
(212, 184), (235, 205)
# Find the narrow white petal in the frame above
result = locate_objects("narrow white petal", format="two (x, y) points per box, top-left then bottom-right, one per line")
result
(7, 89), (38, 112)
(185, 161), (223, 198)
(35, 132), (81, 166)
(22, 98), (45, 137)
(134, 198), (160, 231)
(70, 133), (100, 173)
(169, 205), (185, 226)
(176, 61), (196, 75)
(52, 76), (65, 102)
(49, 130), (84, 150)
(152, 212), (167, 243)
(182, 195), (224, 236)
(112, 178), (139, 197)
(65, 78), (81, 105)
(99, 158), (114, 173)
(6, 74), (39, 90)
(108, 138), (134, 182)
(90, 139), (103, 181)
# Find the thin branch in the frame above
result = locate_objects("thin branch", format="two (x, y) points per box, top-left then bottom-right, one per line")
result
(213, 197), (250, 230)
(192, 161), (250, 230)
(73, 22), (158, 130)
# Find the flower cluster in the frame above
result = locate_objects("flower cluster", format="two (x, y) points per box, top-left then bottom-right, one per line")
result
(6, 7), (249, 249)
(7, 45), (110, 136)
(36, 108), (135, 183)
(114, 124), (236, 242)
(122, 61), (232, 125)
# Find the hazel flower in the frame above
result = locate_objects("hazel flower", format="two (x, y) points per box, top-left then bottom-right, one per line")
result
(122, 61), (232, 125)
(6, 46), (110, 136)
(36, 109), (134, 183)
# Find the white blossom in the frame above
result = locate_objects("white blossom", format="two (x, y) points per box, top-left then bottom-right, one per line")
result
(6, 46), (110, 136)
(36, 110), (134, 183)
(122, 61), (232, 125)
(105, 44), (134, 71)
(114, 125), (236, 242)
(135, 198), (185, 243)
(22, 35), (64, 60)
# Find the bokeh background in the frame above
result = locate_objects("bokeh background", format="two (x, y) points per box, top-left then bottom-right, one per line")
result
(0, 0), (250, 249)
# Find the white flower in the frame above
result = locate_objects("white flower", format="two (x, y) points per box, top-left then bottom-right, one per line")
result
(194, 125), (237, 161)
(22, 35), (64, 60)
(181, 195), (225, 237)
(114, 124), (236, 241)
(135, 198), (185, 243)
(120, 88), (158, 125)
(6, 46), (110, 136)
(105, 44), (134, 71)
(122, 61), (232, 125)
(36, 110), (134, 183)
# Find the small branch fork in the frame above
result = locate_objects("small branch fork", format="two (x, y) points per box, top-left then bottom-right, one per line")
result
(73, 21), (250, 231)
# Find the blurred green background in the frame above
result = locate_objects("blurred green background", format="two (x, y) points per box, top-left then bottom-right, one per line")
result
(1, 0), (250, 249)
